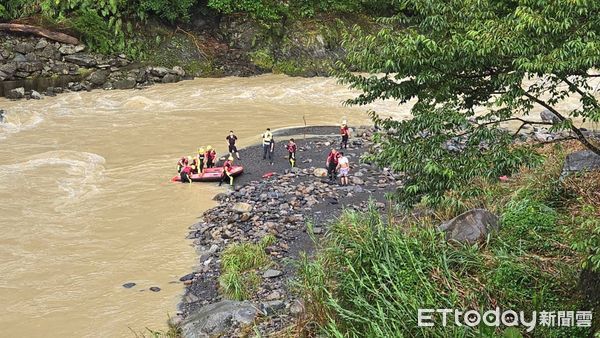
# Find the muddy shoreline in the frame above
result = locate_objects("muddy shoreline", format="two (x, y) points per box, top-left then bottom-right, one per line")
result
(173, 125), (400, 336)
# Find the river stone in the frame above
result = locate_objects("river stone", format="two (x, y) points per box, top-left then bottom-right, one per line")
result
(0, 70), (8, 81)
(12, 53), (27, 62)
(261, 300), (285, 315)
(351, 177), (364, 185)
(162, 74), (179, 83)
(0, 63), (17, 78)
(232, 202), (253, 213)
(180, 300), (258, 338)
(88, 70), (110, 86)
(263, 269), (283, 278)
(150, 66), (170, 77)
(39, 45), (61, 59)
(35, 39), (49, 50)
(540, 109), (560, 124)
(561, 150), (600, 176)
(179, 273), (195, 282)
(149, 286), (161, 292)
(213, 192), (229, 201)
(14, 42), (34, 54)
(113, 78), (136, 90)
(313, 168), (328, 177)
(64, 54), (97, 67)
(122, 282), (136, 288)
(172, 66), (186, 76)
(438, 209), (499, 244)
(30, 90), (43, 100)
(59, 44), (85, 55)
(6, 87), (25, 100)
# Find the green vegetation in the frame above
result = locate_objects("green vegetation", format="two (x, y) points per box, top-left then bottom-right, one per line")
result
(338, 0), (600, 207)
(294, 147), (595, 337)
(219, 234), (275, 300)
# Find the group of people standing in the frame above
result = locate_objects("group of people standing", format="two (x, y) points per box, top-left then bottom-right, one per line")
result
(176, 123), (351, 186)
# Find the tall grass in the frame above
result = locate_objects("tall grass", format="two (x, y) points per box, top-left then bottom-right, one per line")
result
(296, 195), (589, 337)
(219, 235), (276, 300)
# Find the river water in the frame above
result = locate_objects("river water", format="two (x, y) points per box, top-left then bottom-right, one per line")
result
(0, 75), (407, 337)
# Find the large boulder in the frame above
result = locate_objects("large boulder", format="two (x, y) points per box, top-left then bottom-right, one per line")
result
(113, 78), (136, 90)
(6, 87), (25, 100)
(561, 150), (600, 176)
(438, 209), (499, 244)
(0, 63), (17, 79)
(232, 202), (253, 213)
(150, 66), (170, 77)
(180, 300), (258, 338)
(87, 70), (111, 86)
(540, 109), (560, 124)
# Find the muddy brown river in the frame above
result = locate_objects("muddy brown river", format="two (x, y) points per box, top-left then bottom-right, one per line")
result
(1, 74), (596, 337)
(0, 75), (409, 337)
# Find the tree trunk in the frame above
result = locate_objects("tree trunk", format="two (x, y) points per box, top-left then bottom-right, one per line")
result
(0, 23), (79, 45)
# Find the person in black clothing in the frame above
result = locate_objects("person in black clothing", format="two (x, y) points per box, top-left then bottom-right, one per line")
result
(226, 131), (241, 160)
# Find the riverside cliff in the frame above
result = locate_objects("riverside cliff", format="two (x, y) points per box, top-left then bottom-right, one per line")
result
(0, 12), (373, 98)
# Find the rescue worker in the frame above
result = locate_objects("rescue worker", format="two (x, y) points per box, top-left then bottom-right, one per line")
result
(340, 122), (350, 149)
(176, 156), (188, 173)
(219, 155), (235, 187)
(205, 145), (217, 168)
(326, 148), (339, 182)
(180, 162), (193, 183)
(189, 156), (199, 174)
(262, 128), (274, 161)
(226, 131), (241, 160)
(197, 147), (206, 173)
(286, 138), (297, 168)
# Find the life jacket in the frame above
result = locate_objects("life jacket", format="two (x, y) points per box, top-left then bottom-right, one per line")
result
(223, 160), (233, 172)
(341, 126), (349, 136)
(327, 152), (339, 166)
(262, 131), (273, 145)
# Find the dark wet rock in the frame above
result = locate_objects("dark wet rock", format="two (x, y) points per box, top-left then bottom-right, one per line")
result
(149, 286), (161, 292)
(122, 282), (136, 288)
(64, 53), (97, 67)
(181, 300), (258, 338)
(180, 273), (196, 282)
(88, 69), (110, 86)
(16, 61), (43, 72)
(162, 74), (179, 83)
(438, 209), (499, 244)
(113, 78), (136, 90)
(562, 150), (600, 176)
(6, 87), (25, 100)
(540, 109), (560, 124)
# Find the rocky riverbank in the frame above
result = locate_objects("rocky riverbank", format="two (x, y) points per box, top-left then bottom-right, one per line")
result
(0, 31), (194, 99)
(0, 12), (368, 99)
(172, 126), (401, 337)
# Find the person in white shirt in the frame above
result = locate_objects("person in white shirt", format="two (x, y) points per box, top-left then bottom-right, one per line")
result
(337, 152), (350, 186)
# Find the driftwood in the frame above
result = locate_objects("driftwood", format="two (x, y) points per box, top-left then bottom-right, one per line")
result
(0, 23), (79, 45)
